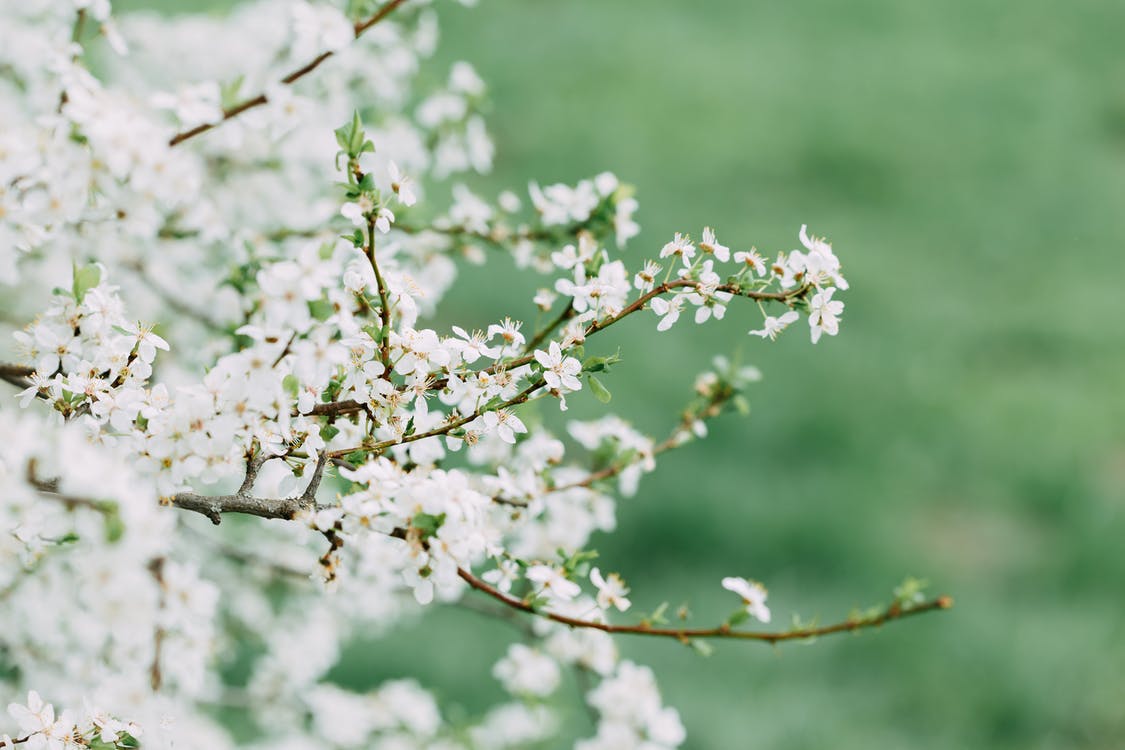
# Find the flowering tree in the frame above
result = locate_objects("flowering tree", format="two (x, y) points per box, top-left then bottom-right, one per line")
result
(0, 1), (951, 747)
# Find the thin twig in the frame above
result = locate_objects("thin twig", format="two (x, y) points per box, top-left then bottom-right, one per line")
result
(328, 379), (546, 459)
(167, 0), (411, 147)
(457, 566), (953, 644)
(0, 363), (33, 389)
(307, 279), (807, 421)
(149, 557), (166, 692)
(367, 217), (393, 375)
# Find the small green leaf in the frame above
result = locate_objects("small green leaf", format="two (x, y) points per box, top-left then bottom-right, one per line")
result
(587, 375), (612, 403)
(412, 512), (446, 538)
(893, 576), (930, 605)
(308, 298), (335, 322)
(219, 75), (245, 109)
(726, 609), (750, 627)
(320, 424), (340, 442)
(479, 396), (506, 413)
(334, 116), (356, 153)
(582, 349), (621, 373)
(689, 640), (714, 657)
(348, 111), (365, 154)
(104, 510), (125, 543)
(72, 263), (101, 303)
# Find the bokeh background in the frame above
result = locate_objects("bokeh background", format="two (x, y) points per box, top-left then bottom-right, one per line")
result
(124, 0), (1125, 747)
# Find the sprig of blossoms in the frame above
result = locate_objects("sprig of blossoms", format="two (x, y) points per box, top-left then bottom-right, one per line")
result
(6, 691), (141, 750)
(0, 3), (949, 748)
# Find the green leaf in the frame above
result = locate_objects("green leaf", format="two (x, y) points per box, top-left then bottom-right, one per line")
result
(334, 118), (354, 153)
(308, 298), (335, 322)
(362, 323), (383, 341)
(348, 111), (365, 154)
(690, 640), (715, 657)
(726, 609), (750, 627)
(559, 548), (598, 575)
(72, 263), (101, 303)
(104, 510), (125, 543)
(480, 396), (506, 413)
(412, 512), (446, 538)
(587, 375), (612, 403)
(319, 424), (340, 442)
(893, 576), (930, 605)
(282, 374), (300, 395)
(219, 75), (245, 110)
(582, 349), (621, 373)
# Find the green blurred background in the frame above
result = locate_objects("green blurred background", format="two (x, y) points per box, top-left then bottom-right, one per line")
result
(128, 0), (1125, 747)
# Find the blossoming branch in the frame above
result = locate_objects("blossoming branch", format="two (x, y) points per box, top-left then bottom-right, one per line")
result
(0, 0), (949, 748)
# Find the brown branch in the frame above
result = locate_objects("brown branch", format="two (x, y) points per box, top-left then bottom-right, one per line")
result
(167, 0), (411, 147)
(367, 217), (393, 375)
(481, 280), (809, 377)
(306, 279), (805, 421)
(548, 392), (734, 496)
(458, 567), (953, 644)
(307, 399), (366, 417)
(588, 279), (806, 338)
(0, 363), (33, 389)
(149, 557), (166, 692)
(169, 451), (328, 524)
(328, 379), (546, 459)
(271, 331), (298, 368)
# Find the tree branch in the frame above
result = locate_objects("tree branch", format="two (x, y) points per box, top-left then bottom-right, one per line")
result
(328, 379), (546, 459)
(0, 362), (33, 389)
(167, 0), (411, 147)
(457, 566), (953, 645)
(367, 217), (393, 375)
(169, 451), (328, 524)
(307, 279), (806, 420)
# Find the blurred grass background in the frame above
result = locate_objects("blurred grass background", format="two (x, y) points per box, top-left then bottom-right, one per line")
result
(124, 0), (1125, 747)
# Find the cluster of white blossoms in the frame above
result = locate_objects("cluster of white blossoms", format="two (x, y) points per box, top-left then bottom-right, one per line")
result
(0, 0), (947, 748)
